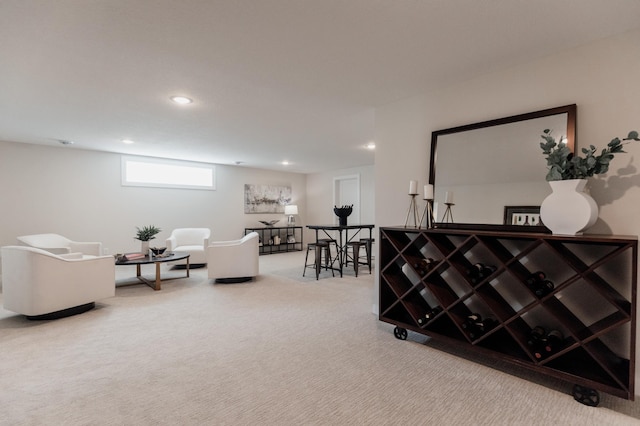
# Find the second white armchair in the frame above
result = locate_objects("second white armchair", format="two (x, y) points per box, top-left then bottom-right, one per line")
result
(17, 233), (103, 256)
(166, 228), (211, 265)
(207, 232), (259, 283)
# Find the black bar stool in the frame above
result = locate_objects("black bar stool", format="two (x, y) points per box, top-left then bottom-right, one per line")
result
(346, 241), (367, 277)
(303, 241), (334, 280)
(317, 238), (340, 273)
(360, 237), (375, 273)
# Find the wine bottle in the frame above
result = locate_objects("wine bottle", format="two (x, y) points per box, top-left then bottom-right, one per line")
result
(527, 326), (546, 346)
(462, 313), (482, 329)
(421, 258), (435, 272)
(534, 279), (555, 297)
(425, 306), (442, 320)
(463, 313), (484, 339)
(480, 265), (497, 279)
(468, 263), (495, 284)
(479, 317), (497, 333)
(418, 306), (442, 325)
(545, 329), (564, 353)
(526, 270), (546, 287)
(414, 257), (435, 276)
(466, 264), (482, 282)
(527, 326), (548, 359)
(468, 317), (495, 339)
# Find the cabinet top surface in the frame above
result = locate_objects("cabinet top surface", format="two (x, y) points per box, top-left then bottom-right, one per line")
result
(381, 226), (638, 242)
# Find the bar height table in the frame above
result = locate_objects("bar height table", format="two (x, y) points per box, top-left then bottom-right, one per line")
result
(306, 224), (375, 274)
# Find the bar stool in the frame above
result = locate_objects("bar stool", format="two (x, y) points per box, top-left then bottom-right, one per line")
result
(303, 241), (334, 280)
(317, 238), (339, 272)
(346, 241), (367, 277)
(360, 237), (375, 273)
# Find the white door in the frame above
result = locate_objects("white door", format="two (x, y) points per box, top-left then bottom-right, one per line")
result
(334, 174), (360, 224)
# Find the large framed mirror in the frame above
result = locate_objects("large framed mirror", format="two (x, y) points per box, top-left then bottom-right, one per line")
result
(429, 104), (576, 231)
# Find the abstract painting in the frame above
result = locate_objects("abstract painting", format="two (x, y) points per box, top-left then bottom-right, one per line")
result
(244, 184), (292, 214)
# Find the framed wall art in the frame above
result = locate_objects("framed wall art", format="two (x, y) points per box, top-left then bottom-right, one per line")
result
(244, 184), (292, 214)
(504, 205), (542, 226)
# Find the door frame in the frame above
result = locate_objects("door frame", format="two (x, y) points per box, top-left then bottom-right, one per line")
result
(333, 174), (360, 224)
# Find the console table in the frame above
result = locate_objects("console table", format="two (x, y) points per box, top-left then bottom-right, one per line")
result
(379, 227), (637, 405)
(245, 226), (303, 255)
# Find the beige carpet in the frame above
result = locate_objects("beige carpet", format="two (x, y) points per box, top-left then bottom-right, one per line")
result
(1, 251), (640, 425)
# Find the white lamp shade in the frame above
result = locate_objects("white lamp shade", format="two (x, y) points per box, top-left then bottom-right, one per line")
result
(284, 205), (298, 215)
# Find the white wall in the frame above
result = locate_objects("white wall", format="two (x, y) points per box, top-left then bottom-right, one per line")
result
(374, 28), (640, 391)
(305, 165), (375, 242)
(0, 141), (307, 253)
(376, 28), (640, 233)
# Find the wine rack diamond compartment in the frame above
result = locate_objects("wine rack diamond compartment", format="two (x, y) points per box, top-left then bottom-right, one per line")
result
(379, 227), (637, 403)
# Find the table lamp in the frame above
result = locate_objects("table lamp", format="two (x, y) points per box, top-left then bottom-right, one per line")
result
(285, 205), (298, 226)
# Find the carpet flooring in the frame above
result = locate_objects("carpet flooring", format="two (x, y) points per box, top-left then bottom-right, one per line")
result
(1, 251), (640, 425)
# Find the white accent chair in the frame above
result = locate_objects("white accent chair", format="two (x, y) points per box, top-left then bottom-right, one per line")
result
(0, 246), (115, 320)
(166, 228), (211, 265)
(17, 233), (103, 256)
(207, 232), (259, 283)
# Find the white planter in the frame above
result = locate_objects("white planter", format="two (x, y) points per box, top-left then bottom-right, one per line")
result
(540, 179), (598, 235)
(141, 240), (150, 254)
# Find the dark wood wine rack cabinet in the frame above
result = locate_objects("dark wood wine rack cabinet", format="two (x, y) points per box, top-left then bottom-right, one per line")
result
(379, 227), (637, 403)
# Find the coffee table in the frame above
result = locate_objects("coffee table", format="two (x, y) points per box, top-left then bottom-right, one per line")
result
(115, 251), (190, 290)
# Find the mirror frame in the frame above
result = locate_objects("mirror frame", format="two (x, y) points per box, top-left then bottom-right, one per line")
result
(428, 104), (576, 232)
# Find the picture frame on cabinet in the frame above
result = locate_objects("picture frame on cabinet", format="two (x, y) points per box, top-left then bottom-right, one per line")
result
(504, 205), (542, 226)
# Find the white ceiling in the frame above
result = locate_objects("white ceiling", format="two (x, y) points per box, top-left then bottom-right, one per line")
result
(2, 1), (640, 173)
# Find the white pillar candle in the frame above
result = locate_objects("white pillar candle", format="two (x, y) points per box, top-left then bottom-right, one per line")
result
(409, 180), (418, 195)
(445, 191), (453, 204)
(424, 184), (434, 200)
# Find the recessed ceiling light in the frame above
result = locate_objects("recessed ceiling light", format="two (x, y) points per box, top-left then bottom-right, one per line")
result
(281, 160), (290, 166)
(122, 139), (135, 144)
(366, 142), (376, 150)
(57, 139), (74, 145)
(170, 96), (193, 105)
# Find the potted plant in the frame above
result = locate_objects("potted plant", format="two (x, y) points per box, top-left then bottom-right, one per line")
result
(540, 129), (639, 181)
(134, 225), (162, 253)
(539, 129), (638, 235)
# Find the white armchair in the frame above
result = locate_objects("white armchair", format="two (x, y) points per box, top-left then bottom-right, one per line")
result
(1, 246), (115, 320)
(17, 233), (103, 256)
(166, 228), (211, 265)
(207, 232), (259, 283)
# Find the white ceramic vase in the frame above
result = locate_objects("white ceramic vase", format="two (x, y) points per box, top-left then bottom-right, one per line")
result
(141, 240), (150, 254)
(540, 179), (598, 235)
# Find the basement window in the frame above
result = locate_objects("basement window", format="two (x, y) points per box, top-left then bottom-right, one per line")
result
(121, 156), (216, 190)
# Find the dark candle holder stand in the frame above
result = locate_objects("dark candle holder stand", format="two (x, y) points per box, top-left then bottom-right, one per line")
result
(441, 202), (454, 223)
(419, 199), (435, 229)
(404, 194), (419, 228)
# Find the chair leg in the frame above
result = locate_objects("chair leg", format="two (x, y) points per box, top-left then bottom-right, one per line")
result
(303, 246), (311, 277)
(352, 242), (361, 277)
(365, 240), (372, 273)
(324, 244), (332, 270)
(324, 245), (335, 277)
(315, 245), (322, 280)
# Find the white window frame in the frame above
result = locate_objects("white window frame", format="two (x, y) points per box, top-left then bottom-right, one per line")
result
(121, 156), (216, 190)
